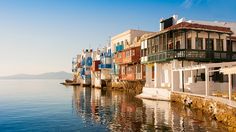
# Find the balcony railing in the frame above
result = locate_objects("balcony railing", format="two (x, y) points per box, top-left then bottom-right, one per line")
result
(116, 45), (124, 52)
(136, 73), (142, 80)
(99, 64), (112, 69)
(147, 49), (236, 63)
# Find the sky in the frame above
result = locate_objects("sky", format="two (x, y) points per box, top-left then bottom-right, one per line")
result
(0, 0), (235, 76)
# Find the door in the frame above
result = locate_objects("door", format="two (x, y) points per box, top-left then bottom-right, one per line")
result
(227, 40), (232, 59)
(206, 39), (214, 59)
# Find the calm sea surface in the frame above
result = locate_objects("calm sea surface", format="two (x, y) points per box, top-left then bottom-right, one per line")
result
(0, 80), (228, 132)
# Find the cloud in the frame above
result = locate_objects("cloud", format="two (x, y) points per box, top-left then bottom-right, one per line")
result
(182, 0), (193, 8)
(182, 0), (204, 9)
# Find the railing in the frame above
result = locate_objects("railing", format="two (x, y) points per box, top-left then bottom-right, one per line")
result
(136, 73), (142, 80)
(99, 64), (112, 69)
(115, 45), (124, 52)
(147, 49), (236, 63)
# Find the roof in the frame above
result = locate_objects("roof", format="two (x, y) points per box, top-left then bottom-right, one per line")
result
(111, 29), (152, 41)
(187, 20), (236, 35)
(148, 22), (233, 39)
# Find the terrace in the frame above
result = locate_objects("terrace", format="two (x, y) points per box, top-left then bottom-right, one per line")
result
(146, 49), (236, 63)
(141, 22), (235, 64)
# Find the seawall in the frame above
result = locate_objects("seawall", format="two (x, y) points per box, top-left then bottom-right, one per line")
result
(171, 92), (236, 131)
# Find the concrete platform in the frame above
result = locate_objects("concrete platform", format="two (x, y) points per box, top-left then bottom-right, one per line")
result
(136, 87), (171, 101)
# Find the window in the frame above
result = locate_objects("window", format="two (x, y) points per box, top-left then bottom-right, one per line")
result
(196, 38), (203, 50)
(151, 38), (155, 46)
(155, 45), (159, 52)
(152, 46), (155, 53)
(156, 36), (159, 45)
(159, 35), (163, 51)
(132, 50), (135, 56)
(205, 39), (214, 50)
(125, 66), (134, 74)
(125, 40), (129, 45)
(233, 42), (236, 52)
(176, 41), (180, 49)
(152, 66), (154, 80)
(142, 49), (147, 57)
(216, 39), (223, 51)
(126, 51), (130, 57)
(121, 66), (126, 75)
(187, 38), (192, 49)
(168, 43), (173, 50)
(137, 65), (141, 73)
(118, 53), (122, 58)
(141, 50), (144, 57)
(121, 41), (124, 45)
(162, 69), (169, 83)
(163, 34), (167, 50)
(147, 39), (151, 47)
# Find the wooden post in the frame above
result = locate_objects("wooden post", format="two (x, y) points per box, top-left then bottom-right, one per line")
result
(166, 32), (168, 51)
(230, 34), (232, 60)
(173, 31), (175, 50)
(218, 33), (222, 58)
(184, 30), (187, 58)
(228, 74), (232, 100)
(182, 61), (185, 92)
(205, 67), (209, 96)
(196, 31), (199, 49)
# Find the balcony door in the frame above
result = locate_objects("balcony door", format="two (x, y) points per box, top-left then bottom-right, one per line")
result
(227, 40), (232, 59)
(206, 39), (214, 59)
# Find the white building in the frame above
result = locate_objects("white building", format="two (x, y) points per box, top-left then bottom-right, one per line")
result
(140, 15), (236, 100)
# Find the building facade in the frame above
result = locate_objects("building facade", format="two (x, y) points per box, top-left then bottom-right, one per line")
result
(99, 46), (112, 86)
(140, 15), (236, 100)
(111, 29), (152, 82)
(91, 49), (101, 88)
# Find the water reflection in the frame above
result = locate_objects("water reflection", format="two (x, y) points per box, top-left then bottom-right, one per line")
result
(72, 87), (227, 132)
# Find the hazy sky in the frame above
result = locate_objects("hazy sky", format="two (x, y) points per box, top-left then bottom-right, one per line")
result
(0, 0), (235, 76)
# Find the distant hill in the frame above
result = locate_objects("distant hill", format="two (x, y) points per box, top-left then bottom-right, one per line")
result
(0, 71), (72, 79)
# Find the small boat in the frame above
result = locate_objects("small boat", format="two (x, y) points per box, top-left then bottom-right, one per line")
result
(65, 79), (73, 83)
(60, 79), (80, 86)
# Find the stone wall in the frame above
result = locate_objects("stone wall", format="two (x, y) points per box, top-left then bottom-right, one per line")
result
(111, 81), (145, 94)
(171, 92), (236, 131)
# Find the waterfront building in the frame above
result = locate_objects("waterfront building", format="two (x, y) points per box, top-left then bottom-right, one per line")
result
(140, 15), (236, 100)
(111, 30), (152, 83)
(79, 49), (93, 86)
(72, 54), (82, 83)
(99, 46), (112, 87)
(91, 49), (101, 88)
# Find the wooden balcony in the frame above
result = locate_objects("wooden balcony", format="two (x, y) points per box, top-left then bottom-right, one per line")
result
(114, 46), (141, 64)
(91, 60), (100, 72)
(146, 49), (236, 63)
